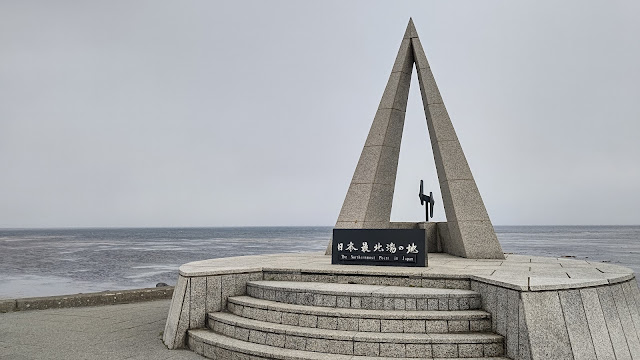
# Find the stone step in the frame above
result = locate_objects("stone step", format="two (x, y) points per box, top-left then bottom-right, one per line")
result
(189, 329), (510, 359)
(228, 296), (492, 333)
(246, 281), (481, 311)
(208, 312), (504, 358)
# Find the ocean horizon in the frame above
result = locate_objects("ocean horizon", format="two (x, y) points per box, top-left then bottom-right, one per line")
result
(1, 225), (639, 299)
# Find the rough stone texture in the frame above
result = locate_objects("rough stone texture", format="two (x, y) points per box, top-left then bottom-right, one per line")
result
(579, 287), (616, 360)
(612, 283), (640, 356)
(599, 285), (633, 359)
(326, 19), (504, 260)
(505, 289), (519, 359)
(205, 275), (222, 313)
(189, 276), (207, 329)
(558, 290), (597, 360)
(521, 291), (573, 359)
(174, 277), (191, 349)
(8, 286), (173, 312)
(164, 275), (188, 349)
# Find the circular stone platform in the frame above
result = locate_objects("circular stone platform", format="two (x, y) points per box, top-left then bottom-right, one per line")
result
(165, 253), (640, 359)
(178, 252), (634, 292)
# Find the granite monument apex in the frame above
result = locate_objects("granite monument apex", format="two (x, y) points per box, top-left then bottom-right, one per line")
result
(327, 18), (504, 260)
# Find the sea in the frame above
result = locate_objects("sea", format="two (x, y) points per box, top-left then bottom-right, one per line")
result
(1, 226), (639, 299)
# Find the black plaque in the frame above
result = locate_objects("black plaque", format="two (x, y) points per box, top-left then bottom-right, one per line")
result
(331, 229), (426, 267)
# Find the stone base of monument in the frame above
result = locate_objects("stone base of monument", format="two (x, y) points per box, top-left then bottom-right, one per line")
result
(164, 253), (640, 359)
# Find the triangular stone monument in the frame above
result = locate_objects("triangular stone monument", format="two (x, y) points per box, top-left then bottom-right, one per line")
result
(326, 19), (504, 259)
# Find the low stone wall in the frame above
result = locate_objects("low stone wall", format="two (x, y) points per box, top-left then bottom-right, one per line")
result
(0, 286), (174, 313)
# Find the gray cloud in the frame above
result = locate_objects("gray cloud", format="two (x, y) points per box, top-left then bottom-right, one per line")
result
(1, 1), (639, 227)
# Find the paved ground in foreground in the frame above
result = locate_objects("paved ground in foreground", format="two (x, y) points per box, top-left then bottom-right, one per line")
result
(0, 300), (204, 360)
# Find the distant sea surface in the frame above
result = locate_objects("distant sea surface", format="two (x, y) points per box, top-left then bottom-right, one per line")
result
(1, 226), (639, 299)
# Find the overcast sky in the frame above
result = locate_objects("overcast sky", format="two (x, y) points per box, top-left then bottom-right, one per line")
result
(1, 1), (639, 228)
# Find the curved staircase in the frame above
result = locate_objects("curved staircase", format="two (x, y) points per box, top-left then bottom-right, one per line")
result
(187, 281), (508, 359)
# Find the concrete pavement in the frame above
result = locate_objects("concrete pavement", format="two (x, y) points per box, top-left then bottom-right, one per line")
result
(0, 299), (203, 360)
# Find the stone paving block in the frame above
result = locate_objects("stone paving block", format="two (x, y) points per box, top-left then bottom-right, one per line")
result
(405, 298), (417, 310)
(403, 319), (425, 333)
(611, 284), (640, 356)
(447, 320), (469, 332)
(521, 291), (573, 359)
(459, 297), (470, 310)
(204, 341), (218, 358)
(469, 296), (481, 310)
(581, 289), (617, 359)
(266, 310), (282, 324)
(333, 339), (355, 355)
(263, 288), (275, 301)
(483, 342), (504, 357)
(458, 343), (483, 357)
(265, 332), (285, 348)
(298, 314), (317, 328)
(381, 319), (403, 333)
(174, 277), (191, 348)
(393, 298), (406, 310)
(598, 285), (633, 360)
(432, 343), (457, 358)
(205, 275), (222, 313)
(470, 319), (491, 332)
(427, 298), (439, 310)
(448, 298), (460, 311)
(485, 284), (497, 332)
(284, 335), (306, 350)
(164, 275), (188, 348)
(359, 318), (381, 332)
(380, 343), (406, 357)
(517, 296), (532, 360)
(425, 320), (448, 333)
(317, 316), (338, 330)
(234, 326), (250, 341)
(304, 338), (326, 353)
(253, 308), (267, 322)
(285, 291), (298, 304)
(505, 289), (519, 359)
(190, 277), (207, 329)
(558, 289), (597, 360)
(351, 296), (362, 309)
(336, 296), (350, 308)
(297, 292), (314, 306)
(438, 298), (448, 310)
(423, 278), (446, 288)
(337, 317), (358, 331)
(415, 298), (427, 310)
(281, 312), (299, 326)
(354, 341), (380, 356)
(622, 281), (640, 345)
(234, 273), (251, 296)
(406, 343), (432, 358)
(221, 275), (235, 309)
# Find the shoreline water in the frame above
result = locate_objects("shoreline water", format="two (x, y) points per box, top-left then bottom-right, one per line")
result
(1, 225), (639, 300)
